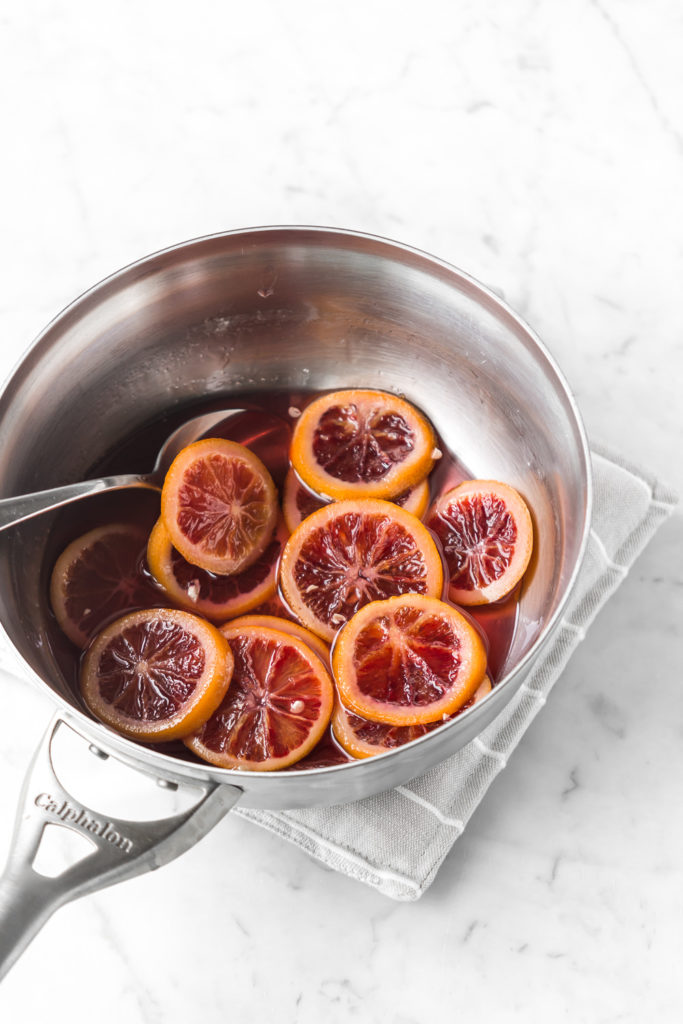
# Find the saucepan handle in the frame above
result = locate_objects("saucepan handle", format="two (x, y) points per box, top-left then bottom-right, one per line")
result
(0, 715), (242, 980)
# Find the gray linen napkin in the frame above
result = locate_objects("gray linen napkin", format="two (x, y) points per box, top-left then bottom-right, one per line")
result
(0, 448), (676, 901)
(235, 447), (678, 900)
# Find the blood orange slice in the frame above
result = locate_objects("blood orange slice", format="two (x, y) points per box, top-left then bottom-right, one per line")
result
(282, 468), (328, 533)
(395, 478), (431, 520)
(80, 608), (233, 742)
(146, 517), (287, 623)
(282, 467), (430, 533)
(332, 676), (492, 759)
(223, 614), (331, 666)
(250, 593), (298, 621)
(426, 480), (533, 605)
(161, 438), (278, 575)
(289, 728), (353, 769)
(184, 625), (334, 771)
(50, 523), (163, 648)
(332, 594), (487, 725)
(279, 499), (443, 642)
(290, 389), (436, 500)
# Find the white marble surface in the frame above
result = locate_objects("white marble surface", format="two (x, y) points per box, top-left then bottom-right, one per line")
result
(1, 1), (682, 1020)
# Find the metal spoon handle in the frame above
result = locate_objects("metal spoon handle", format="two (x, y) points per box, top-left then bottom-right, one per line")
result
(0, 474), (160, 532)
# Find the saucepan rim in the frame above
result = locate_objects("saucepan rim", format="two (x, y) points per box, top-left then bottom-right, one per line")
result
(0, 225), (593, 784)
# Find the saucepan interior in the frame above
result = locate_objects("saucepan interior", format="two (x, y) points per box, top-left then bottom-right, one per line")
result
(0, 227), (591, 808)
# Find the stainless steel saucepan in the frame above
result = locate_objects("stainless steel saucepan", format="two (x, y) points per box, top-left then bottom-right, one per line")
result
(0, 227), (592, 977)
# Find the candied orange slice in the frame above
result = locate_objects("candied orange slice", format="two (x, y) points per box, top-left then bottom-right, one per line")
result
(50, 523), (164, 648)
(161, 438), (278, 575)
(332, 676), (492, 759)
(249, 592), (298, 621)
(279, 499), (443, 642)
(80, 608), (233, 742)
(395, 478), (431, 519)
(282, 466), (430, 533)
(332, 594), (487, 726)
(288, 729), (353, 770)
(290, 389), (436, 500)
(282, 468), (327, 533)
(426, 480), (533, 605)
(223, 614), (331, 667)
(184, 625), (334, 771)
(146, 517), (287, 623)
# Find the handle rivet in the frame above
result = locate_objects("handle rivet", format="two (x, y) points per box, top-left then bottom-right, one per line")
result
(88, 745), (109, 760)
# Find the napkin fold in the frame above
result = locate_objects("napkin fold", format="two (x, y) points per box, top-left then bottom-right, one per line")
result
(0, 448), (676, 902)
(236, 447), (677, 900)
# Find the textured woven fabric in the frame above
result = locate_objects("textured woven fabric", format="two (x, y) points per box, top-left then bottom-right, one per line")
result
(0, 448), (676, 901)
(235, 448), (677, 899)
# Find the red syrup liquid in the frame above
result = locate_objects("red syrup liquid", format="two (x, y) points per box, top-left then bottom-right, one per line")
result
(45, 389), (520, 769)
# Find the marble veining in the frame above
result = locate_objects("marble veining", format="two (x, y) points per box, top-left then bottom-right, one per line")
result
(1, 1), (682, 1021)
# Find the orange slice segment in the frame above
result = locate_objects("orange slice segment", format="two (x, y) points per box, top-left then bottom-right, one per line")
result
(332, 594), (487, 726)
(184, 625), (334, 771)
(290, 389), (436, 500)
(80, 608), (233, 742)
(332, 675), (492, 758)
(279, 499), (444, 642)
(282, 466), (430, 533)
(50, 523), (164, 648)
(146, 517), (287, 622)
(223, 614), (331, 667)
(161, 438), (278, 575)
(426, 480), (533, 605)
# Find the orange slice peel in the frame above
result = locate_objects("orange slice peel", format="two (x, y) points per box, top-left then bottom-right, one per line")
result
(223, 614), (331, 667)
(283, 466), (430, 533)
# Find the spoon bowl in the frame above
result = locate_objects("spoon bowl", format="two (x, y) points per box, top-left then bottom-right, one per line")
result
(0, 407), (291, 532)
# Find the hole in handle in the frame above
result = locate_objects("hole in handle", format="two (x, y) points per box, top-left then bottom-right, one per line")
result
(31, 823), (96, 879)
